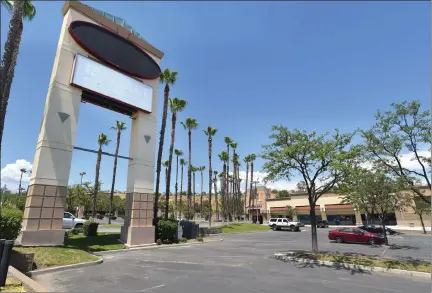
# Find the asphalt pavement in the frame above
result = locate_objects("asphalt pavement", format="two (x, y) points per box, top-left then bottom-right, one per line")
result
(35, 228), (429, 292)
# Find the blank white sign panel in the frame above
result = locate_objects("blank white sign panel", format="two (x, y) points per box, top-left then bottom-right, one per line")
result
(71, 54), (153, 113)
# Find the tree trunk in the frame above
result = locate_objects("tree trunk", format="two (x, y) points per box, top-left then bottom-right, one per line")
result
(208, 137), (213, 227)
(418, 213), (427, 234)
(249, 161), (254, 222)
(244, 162), (249, 219)
(193, 172), (196, 218)
(200, 171), (203, 218)
(187, 129), (192, 219)
(165, 112), (177, 219)
(226, 146), (230, 221)
(93, 145), (102, 218)
(0, 2), (25, 155)
(310, 205), (318, 252)
(380, 216), (389, 245)
(154, 84), (170, 226)
(175, 155), (179, 218)
(180, 164), (184, 218)
(108, 129), (121, 224)
(214, 174), (219, 220)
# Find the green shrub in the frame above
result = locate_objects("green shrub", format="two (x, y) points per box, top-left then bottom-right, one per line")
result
(197, 236), (204, 242)
(162, 239), (172, 245)
(83, 221), (99, 236)
(70, 228), (82, 235)
(0, 207), (23, 240)
(156, 239), (162, 245)
(157, 219), (178, 242)
(180, 237), (188, 243)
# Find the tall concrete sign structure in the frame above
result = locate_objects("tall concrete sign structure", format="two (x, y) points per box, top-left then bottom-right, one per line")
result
(18, 1), (164, 246)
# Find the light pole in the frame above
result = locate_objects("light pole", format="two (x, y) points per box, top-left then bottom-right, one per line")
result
(79, 172), (86, 185)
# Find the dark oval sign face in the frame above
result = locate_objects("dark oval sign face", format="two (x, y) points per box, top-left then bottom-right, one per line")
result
(69, 21), (161, 80)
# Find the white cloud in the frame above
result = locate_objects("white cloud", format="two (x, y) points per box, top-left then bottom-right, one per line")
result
(1, 159), (33, 192)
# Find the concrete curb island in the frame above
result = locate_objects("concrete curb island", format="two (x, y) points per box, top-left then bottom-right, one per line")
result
(29, 257), (104, 277)
(8, 266), (49, 292)
(273, 253), (431, 279)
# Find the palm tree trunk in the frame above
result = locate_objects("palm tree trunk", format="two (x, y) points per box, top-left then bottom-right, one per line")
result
(249, 161), (254, 222)
(0, 2), (25, 154)
(175, 155), (179, 218)
(109, 130), (121, 224)
(208, 138), (213, 227)
(200, 171), (203, 218)
(187, 130), (192, 219)
(193, 172), (196, 217)
(244, 162), (249, 219)
(214, 174), (219, 220)
(165, 112), (177, 219)
(93, 146), (102, 218)
(154, 84), (170, 225)
(18, 172), (23, 196)
(180, 164), (184, 218)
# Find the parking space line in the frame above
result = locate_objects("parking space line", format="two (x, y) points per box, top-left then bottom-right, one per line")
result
(139, 284), (165, 292)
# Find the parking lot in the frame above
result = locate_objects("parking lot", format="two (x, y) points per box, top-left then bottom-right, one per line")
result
(35, 228), (429, 292)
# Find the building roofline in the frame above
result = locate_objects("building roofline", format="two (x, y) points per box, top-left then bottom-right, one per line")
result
(62, 1), (164, 59)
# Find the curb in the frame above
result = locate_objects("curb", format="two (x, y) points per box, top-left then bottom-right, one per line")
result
(29, 257), (103, 277)
(207, 230), (271, 237)
(8, 266), (49, 292)
(93, 239), (218, 256)
(273, 253), (431, 279)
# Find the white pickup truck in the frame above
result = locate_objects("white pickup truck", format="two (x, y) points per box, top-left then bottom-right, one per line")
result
(268, 218), (301, 232)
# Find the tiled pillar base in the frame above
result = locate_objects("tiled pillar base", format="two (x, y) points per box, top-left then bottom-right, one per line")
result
(17, 184), (66, 246)
(120, 192), (155, 246)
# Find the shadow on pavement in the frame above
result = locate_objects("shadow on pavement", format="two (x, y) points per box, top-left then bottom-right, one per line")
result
(387, 244), (420, 251)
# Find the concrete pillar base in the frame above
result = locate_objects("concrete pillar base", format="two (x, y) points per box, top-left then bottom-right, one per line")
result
(120, 226), (155, 247)
(17, 230), (65, 246)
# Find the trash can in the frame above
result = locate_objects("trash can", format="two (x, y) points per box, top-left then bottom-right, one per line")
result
(180, 221), (199, 239)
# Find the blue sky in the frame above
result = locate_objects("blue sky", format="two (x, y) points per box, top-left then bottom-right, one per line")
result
(0, 1), (430, 192)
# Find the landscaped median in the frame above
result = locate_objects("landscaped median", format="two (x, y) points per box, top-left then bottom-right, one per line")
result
(274, 250), (430, 277)
(1, 278), (27, 292)
(220, 223), (270, 234)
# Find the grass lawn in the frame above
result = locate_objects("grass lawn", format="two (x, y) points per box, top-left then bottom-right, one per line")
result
(14, 232), (124, 269)
(221, 223), (270, 233)
(288, 251), (430, 273)
(99, 224), (123, 228)
(1, 278), (26, 292)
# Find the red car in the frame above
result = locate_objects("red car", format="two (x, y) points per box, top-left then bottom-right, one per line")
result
(328, 227), (385, 245)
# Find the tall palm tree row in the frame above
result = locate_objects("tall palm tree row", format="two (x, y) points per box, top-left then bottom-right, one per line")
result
(204, 126), (217, 226)
(0, 0), (36, 153)
(165, 98), (188, 219)
(180, 117), (198, 219)
(154, 69), (177, 225)
(223, 137), (233, 220)
(174, 149), (184, 217)
(93, 133), (110, 218)
(179, 158), (187, 217)
(108, 121), (126, 224)
(218, 151), (229, 220)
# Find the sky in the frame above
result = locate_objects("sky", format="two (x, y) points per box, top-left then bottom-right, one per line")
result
(0, 1), (430, 193)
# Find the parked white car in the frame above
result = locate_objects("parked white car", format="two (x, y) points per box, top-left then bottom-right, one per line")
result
(63, 212), (86, 229)
(268, 218), (301, 232)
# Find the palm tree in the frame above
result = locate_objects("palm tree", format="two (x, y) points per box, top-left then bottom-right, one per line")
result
(218, 151), (229, 220)
(204, 126), (217, 225)
(230, 142), (238, 204)
(248, 154), (257, 222)
(0, 1), (36, 153)
(174, 149), (184, 217)
(213, 171), (219, 220)
(154, 68), (178, 225)
(243, 155), (251, 218)
(108, 120), (126, 224)
(93, 133), (110, 218)
(198, 165), (206, 217)
(191, 165), (199, 216)
(179, 158), (187, 217)
(180, 117), (198, 219)
(165, 98), (187, 219)
(79, 172), (86, 185)
(18, 168), (26, 196)
(232, 153), (240, 218)
(224, 137), (233, 220)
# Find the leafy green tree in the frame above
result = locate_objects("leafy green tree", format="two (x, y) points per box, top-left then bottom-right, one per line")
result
(276, 190), (291, 199)
(409, 196), (431, 234)
(339, 168), (408, 244)
(296, 181), (307, 192)
(362, 101), (431, 204)
(283, 205), (297, 219)
(262, 126), (357, 252)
